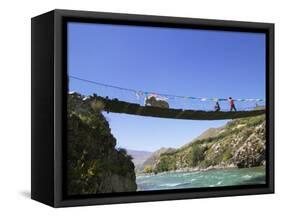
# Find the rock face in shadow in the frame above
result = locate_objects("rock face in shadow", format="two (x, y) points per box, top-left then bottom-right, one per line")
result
(67, 93), (137, 195)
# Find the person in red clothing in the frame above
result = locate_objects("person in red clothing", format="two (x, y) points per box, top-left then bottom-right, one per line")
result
(228, 97), (237, 111)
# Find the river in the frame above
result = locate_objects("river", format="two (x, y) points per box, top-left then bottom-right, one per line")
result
(136, 167), (266, 191)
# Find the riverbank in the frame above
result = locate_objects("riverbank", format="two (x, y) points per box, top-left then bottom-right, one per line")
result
(137, 163), (238, 177)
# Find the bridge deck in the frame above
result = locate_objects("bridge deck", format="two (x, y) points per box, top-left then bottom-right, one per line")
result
(92, 96), (265, 120)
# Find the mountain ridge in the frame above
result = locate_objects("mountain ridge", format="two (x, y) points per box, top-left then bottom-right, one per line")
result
(140, 115), (265, 173)
(126, 149), (152, 167)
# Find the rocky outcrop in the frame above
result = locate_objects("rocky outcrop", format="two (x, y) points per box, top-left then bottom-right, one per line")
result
(233, 122), (266, 168)
(67, 93), (137, 195)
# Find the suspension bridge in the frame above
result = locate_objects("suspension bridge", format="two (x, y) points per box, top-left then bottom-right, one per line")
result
(69, 75), (265, 120)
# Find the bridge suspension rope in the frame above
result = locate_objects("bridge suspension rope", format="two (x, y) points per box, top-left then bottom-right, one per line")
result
(69, 75), (265, 112)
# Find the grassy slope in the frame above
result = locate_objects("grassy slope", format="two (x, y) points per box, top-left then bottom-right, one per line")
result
(152, 115), (266, 173)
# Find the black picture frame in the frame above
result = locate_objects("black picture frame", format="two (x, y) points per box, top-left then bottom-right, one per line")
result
(31, 9), (274, 207)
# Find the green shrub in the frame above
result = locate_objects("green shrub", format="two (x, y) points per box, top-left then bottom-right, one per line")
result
(222, 148), (233, 162)
(190, 145), (206, 167)
(144, 165), (153, 173)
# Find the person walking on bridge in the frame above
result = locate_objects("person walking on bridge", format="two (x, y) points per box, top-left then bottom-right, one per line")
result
(214, 101), (221, 112)
(228, 97), (237, 112)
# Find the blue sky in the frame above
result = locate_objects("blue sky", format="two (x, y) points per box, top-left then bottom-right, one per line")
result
(67, 22), (266, 152)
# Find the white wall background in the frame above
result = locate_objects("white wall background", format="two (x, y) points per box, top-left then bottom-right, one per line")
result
(0, 0), (279, 216)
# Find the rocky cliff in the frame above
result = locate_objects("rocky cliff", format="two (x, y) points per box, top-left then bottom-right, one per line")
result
(142, 115), (266, 173)
(67, 92), (137, 195)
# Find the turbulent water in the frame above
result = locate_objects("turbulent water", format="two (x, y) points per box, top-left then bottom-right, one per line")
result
(136, 167), (266, 191)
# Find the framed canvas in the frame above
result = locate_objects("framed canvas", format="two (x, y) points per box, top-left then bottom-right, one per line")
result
(31, 9), (274, 207)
